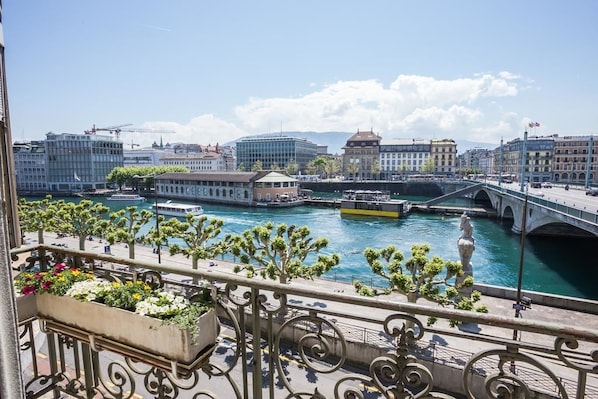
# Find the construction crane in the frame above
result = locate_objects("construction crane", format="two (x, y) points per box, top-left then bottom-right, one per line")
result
(84, 124), (175, 140)
(84, 124), (132, 135)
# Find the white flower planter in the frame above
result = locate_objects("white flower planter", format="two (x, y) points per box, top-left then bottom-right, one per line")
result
(36, 294), (218, 364)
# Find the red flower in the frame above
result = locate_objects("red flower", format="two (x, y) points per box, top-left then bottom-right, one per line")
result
(54, 263), (66, 272)
(21, 286), (35, 296)
(41, 281), (53, 291)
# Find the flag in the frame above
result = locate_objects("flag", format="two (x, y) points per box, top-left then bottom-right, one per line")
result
(74, 172), (81, 182)
(528, 122), (534, 128)
(535, 122), (540, 127)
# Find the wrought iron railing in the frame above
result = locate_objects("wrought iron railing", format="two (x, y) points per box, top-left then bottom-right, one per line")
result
(12, 243), (598, 399)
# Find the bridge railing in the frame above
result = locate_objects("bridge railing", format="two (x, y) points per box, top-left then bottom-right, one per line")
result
(485, 182), (598, 224)
(12, 243), (598, 399)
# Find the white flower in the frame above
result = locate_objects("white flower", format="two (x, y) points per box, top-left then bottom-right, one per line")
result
(66, 279), (112, 302)
(135, 290), (190, 318)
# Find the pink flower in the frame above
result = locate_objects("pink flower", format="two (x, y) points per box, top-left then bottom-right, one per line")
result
(41, 281), (53, 291)
(54, 263), (66, 272)
(21, 286), (35, 295)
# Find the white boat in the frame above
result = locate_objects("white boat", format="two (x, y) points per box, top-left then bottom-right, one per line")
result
(106, 193), (147, 202)
(152, 201), (204, 217)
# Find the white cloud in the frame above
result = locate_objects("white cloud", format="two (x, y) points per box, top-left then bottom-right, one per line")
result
(137, 72), (524, 147)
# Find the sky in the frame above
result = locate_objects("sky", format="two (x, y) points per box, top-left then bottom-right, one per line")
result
(3, 1), (598, 152)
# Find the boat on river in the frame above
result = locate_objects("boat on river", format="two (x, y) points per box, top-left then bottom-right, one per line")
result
(340, 189), (410, 218)
(152, 201), (204, 217)
(106, 193), (146, 202)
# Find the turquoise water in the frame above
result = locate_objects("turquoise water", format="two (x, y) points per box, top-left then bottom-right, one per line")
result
(33, 196), (598, 300)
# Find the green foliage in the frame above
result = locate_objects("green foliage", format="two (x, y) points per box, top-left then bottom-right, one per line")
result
(162, 214), (225, 264)
(54, 199), (110, 250)
(106, 166), (188, 191)
(285, 159), (299, 175)
(251, 160), (263, 171)
(106, 206), (154, 253)
(100, 280), (154, 311)
(17, 195), (66, 239)
(225, 222), (340, 284)
(355, 243), (486, 325)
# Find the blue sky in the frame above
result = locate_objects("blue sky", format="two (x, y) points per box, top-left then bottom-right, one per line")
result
(3, 1), (598, 151)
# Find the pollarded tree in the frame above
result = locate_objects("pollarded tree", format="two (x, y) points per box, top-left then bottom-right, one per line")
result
(161, 214), (225, 283)
(54, 199), (110, 251)
(18, 195), (66, 244)
(105, 206), (154, 259)
(354, 243), (487, 326)
(225, 222), (340, 284)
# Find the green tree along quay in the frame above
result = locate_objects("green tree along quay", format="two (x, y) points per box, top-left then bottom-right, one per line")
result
(354, 243), (487, 326)
(323, 157), (341, 178)
(106, 206), (154, 260)
(18, 195), (66, 244)
(106, 165), (188, 191)
(251, 160), (263, 172)
(54, 199), (110, 251)
(225, 222), (340, 284)
(161, 214), (225, 283)
(285, 159), (299, 175)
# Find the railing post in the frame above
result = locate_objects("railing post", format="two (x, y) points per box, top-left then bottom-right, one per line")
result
(251, 287), (263, 399)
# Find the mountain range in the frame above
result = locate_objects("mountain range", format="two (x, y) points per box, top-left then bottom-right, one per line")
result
(227, 131), (499, 155)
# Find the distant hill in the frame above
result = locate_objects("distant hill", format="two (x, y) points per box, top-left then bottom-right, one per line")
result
(227, 132), (498, 154)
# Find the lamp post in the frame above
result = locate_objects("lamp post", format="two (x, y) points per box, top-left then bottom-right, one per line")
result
(153, 176), (161, 263)
(134, 174), (161, 263)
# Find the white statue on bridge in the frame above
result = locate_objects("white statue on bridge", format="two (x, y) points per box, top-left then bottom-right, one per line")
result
(457, 212), (475, 295)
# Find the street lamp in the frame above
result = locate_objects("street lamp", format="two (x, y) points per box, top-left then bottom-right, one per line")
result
(134, 174), (161, 263)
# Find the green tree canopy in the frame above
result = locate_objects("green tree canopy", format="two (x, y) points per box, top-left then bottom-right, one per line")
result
(53, 199), (110, 251)
(107, 166), (188, 191)
(106, 205), (154, 259)
(162, 214), (225, 283)
(225, 222), (340, 284)
(251, 160), (263, 172)
(354, 243), (487, 326)
(18, 195), (66, 244)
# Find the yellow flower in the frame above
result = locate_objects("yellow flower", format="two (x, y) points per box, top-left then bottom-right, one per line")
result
(72, 270), (81, 276)
(144, 285), (151, 291)
(112, 282), (121, 287)
(133, 293), (141, 300)
(58, 276), (66, 282)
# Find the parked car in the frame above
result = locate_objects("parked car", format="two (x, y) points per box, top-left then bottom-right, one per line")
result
(530, 182), (542, 188)
(586, 187), (598, 196)
(541, 182), (553, 188)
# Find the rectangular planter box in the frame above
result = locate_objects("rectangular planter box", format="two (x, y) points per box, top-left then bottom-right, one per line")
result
(36, 294), (218, 364)
(16, 294), (37, 324)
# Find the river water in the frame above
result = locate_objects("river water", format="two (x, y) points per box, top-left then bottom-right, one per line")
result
(42, 196), (598, 300)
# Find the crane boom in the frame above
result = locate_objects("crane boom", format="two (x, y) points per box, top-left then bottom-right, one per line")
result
(84, 124), (175, 140)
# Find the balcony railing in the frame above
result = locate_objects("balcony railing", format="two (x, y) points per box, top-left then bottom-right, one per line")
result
(12, 243), (598, 399)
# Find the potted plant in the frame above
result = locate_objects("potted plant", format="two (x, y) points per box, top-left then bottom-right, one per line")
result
(14, 263), (218, 365)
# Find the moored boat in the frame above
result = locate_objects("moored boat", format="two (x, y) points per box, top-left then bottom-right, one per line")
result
(106, 193), (147, 202)
(152, 201), (204, 217)
(340, 189), (410, 218)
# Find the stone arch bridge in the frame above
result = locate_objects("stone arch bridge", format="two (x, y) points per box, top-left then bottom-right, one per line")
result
(422, 182), (598, 238)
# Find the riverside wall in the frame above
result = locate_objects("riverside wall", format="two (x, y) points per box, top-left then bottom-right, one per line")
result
(298, 180), (469, 197)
